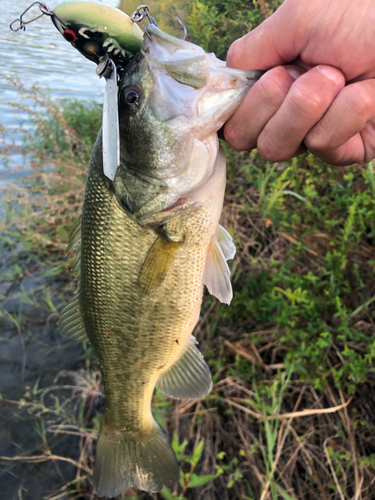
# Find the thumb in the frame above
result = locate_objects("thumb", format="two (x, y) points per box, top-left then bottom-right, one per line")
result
(227, 0), (307, 70)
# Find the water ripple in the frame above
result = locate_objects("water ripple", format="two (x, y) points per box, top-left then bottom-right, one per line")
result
(0, 0), (120, 176)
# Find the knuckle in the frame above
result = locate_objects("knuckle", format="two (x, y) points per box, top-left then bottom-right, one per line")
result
(324, 151), (352, 167)
(304, 126), (329, 152)
(290, 85), (325, 117)
(259, 67), (292, 108)
(364, 142), (375, 164)
(305, 132), (349, 165)
(257, 135), (279, 162)
(226, 39), (243, 67)
(224, 122), (247, 151)
(347, 84), (374, 116)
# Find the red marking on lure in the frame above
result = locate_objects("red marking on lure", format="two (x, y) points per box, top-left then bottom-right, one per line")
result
(63, 29), (77, 43)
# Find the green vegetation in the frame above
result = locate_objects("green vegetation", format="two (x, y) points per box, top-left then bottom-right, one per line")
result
(1, 1), (375, 499)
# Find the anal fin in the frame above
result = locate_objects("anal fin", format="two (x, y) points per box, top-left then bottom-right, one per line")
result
(157, 336), (212, 400)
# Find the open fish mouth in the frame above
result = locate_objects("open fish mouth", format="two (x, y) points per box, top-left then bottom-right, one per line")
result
(113, 21), (260, 219)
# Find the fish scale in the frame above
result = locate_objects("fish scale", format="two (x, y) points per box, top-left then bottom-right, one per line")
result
(80, 134), (221, 436)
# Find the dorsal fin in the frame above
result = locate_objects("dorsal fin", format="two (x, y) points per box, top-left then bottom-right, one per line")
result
(58, 216), (89, 343)
(65, 215), (82, 255)
(57, 291), (87, 342)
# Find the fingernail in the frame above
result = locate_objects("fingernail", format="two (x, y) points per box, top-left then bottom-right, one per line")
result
(316, 65), (343, 85)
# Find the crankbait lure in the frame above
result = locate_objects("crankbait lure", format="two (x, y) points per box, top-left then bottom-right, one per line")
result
(51, 1), (143, 69)
(10, 1), (143, 69)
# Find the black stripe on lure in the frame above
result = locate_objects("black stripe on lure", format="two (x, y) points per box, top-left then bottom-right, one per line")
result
(10, 1), (144, 182)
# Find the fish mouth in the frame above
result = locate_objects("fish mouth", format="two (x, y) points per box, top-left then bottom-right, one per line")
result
(146, 24), (196, 50)
(143, 24), (206, 64)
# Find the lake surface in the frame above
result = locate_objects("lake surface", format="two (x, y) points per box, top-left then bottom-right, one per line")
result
(0, 4), (125, 496)
(0, 0), (120, 183)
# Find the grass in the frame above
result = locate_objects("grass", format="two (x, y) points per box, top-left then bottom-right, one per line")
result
(1, 1), (375, 498)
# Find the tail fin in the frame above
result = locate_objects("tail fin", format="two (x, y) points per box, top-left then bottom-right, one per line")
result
(93, 419), (180, 498)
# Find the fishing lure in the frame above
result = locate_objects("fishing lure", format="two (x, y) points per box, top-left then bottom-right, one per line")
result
(51, 1), (143, 68)
(10, 1), (143, 68)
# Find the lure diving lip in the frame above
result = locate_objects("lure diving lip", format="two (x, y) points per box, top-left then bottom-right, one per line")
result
(51, 1), (143, 67)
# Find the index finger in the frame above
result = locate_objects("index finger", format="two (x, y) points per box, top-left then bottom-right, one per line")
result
(226, 1), (306, 70)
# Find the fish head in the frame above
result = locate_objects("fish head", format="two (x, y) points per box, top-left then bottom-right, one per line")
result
(114, 25), (255, 217)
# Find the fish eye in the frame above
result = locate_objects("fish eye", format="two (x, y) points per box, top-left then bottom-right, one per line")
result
(120, 87), (141, 109)
(63, 29), (77, 43)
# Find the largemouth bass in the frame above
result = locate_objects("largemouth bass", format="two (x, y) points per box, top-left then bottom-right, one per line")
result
(58, 24), (256, 498)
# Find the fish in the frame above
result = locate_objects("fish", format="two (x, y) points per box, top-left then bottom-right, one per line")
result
(51, 1), (143, 67)
(58, 23), (258, 498)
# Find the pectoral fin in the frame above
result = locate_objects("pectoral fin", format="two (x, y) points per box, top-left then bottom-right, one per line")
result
(216, 224), (236, 260)
(203, 225), (236, 305)
(138, 232), (183, 294)
(157, 336), (212, 400)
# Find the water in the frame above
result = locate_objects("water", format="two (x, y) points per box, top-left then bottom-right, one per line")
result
(0, 2), (121, 497)
(0, 0), (120, 183)
(0, 253), (85, 499)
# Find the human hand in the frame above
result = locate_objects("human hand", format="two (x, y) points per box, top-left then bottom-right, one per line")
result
(224, 0), (375, 166)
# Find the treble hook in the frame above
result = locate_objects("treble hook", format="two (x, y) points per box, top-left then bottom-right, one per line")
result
(130, 5), (158, 26)
(176, 17), (187, 41)
(10, 2), (53, 32)
(131, 5), (188, 42)
(131, 5), (157, 40)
